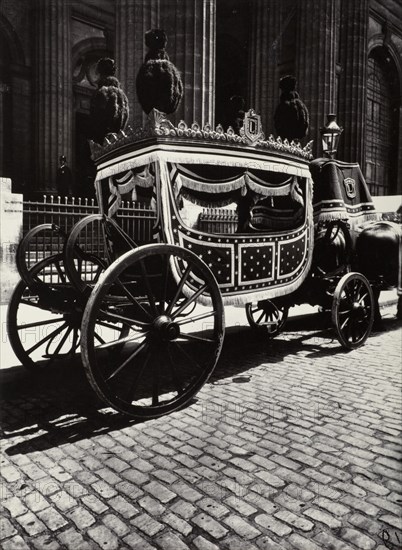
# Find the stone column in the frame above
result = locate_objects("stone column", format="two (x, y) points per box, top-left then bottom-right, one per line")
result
(248, 0), (282, 136)
(33, 0), (72, 193)
(11, 68), (32, 193)
(337, 0), (368, 166)
(162, 0), (216, 127)
(296, 0), (337, 156)
(0, 83), (8, 177)
(115, 0), (160, 129)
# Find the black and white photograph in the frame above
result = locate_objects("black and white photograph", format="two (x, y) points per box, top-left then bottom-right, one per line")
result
(0, 1), (401, 549)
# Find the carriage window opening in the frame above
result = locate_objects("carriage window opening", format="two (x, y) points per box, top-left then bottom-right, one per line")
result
(173, 169), (306, 235)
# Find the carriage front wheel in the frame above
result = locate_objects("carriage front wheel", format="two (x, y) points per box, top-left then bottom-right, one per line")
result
(332, 272), (374, 349)
(81, 243), (225, 419)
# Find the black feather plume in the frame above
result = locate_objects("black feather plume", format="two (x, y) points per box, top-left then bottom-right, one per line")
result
(89, 58), (129, 144)
(136, 29), (183, 115)
(274, 75), (309, 141)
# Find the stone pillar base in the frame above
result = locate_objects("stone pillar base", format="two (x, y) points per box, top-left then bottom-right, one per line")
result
(0, 178), (23, 304)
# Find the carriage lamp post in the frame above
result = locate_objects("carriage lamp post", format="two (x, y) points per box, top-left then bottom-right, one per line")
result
(320, 114), (343, 158)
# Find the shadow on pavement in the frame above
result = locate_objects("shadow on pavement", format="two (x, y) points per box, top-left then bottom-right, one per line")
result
(1, 312), (400, 456)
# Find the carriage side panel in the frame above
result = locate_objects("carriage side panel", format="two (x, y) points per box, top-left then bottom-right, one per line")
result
(157, 160), (314, 305)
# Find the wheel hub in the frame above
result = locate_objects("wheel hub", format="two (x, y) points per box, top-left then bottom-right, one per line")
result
(153, 315), (180, 341)
(351, 301), (365, 319)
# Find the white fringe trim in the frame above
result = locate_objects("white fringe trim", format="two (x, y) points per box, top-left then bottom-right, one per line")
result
(177, 173), (245, 193)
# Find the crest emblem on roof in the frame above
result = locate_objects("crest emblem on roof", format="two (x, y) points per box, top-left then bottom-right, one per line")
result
(241, 109), (264, 145)
(343, 177), (356, 199)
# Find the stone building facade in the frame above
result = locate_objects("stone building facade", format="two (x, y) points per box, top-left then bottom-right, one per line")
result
(0, 0), (401, 197)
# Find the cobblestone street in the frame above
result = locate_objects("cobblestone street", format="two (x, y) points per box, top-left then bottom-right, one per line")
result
(1, 306), (401, 550)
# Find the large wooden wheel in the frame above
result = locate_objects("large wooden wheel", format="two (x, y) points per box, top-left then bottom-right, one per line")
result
(81, 244), (225, 419)
(7, 254), (81, 369)
(16, 224), (66, 287)
(245, 300), (288, 337)
(7, 254), (126, 370)
(332, 272), (374, 349)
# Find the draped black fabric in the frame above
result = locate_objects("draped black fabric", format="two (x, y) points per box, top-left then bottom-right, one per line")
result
(175, 163), (292, 186)
(310, 159), (373, 206)
(171, 163), (306, 233)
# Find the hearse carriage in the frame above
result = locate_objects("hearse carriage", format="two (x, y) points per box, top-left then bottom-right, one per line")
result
(8, 109), (376, 419)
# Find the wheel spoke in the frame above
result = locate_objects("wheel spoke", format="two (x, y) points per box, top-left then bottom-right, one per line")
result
(94, 331), (106, 345)
(160, 256), (170, 313)
(106, 340), (149, 382)
(52, 325), (73, 356)
(70, 329), (80, 354)
(179, 332), (216, 344)
(125, 348), (153, 404)
(358, 292), (369, 304)
(99, 309), (150, 329)
(25, 322), (68, 355)
(114, 278), (154, 321)
(346, 318), (353, 342)
(256, 310), (265, 324)
(340, 316), (351, 331)
(171, 341), (203, 371)
(54, 260), (66, 283)
(95, 332), (146, 351)
(165, 264), (192, 316)
(167, 345), (184, 396)
(140, 259), (158, 315)
(97, 320), (136, 332)
(176, 310), (217, 326)
(353, 280), (363, 301)
(171, 284), (208, 319)
(264, 313), (277, 326)
(17, 317), (64, 330)
(344, 285), (354, 304)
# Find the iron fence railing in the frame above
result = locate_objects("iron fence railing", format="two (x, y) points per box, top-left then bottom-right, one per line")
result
(22, 196), (156, 271)
(23, 195), (157, 236)
(22, 196), (238, 275)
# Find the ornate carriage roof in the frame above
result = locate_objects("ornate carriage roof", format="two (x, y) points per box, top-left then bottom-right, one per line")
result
(89, 108), (314, 167)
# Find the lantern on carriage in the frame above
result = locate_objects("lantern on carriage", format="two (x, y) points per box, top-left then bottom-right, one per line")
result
(320, 114), (343, 158)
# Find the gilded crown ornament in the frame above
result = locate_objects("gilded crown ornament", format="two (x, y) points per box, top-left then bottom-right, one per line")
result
(90, 109), (314, 161)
